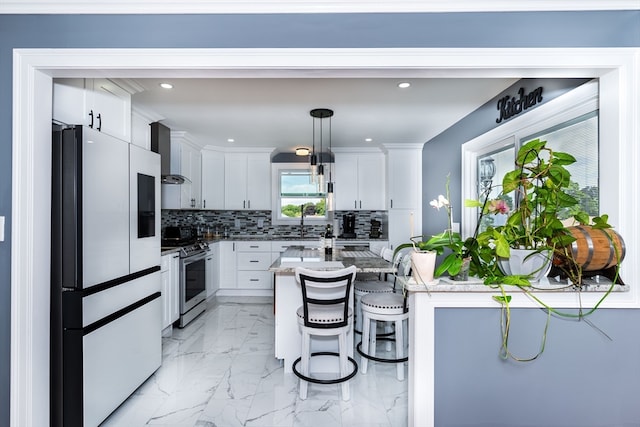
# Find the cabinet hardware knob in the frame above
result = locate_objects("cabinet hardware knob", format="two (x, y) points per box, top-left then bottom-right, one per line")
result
(96, 113), (102, 131)
(88, 110), (94, 128)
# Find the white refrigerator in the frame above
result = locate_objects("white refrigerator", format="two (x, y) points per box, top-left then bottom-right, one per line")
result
(51, 124), (162, 427)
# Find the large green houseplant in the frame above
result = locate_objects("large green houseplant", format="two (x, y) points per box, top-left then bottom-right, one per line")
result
(469, 138), (616, 286)
(464, 138), (623, 361)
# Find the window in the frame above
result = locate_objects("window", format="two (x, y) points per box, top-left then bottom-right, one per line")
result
(476, 146), (515, 232)
(272, 163), (328, 223)
(521, 112), (599, 218)
(462, 80), (600, 240)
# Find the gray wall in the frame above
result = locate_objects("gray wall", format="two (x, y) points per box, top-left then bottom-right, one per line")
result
(421, 78), (591, 239)
(1, 11), (638, 426)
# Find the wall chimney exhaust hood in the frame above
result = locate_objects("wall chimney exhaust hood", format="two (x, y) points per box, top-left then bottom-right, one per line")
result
(150, 121), (190, 185)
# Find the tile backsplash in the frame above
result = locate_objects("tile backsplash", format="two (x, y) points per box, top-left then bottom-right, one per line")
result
(161, 209), (388, 240)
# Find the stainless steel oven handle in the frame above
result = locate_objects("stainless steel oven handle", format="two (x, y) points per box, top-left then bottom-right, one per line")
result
(181, 251), (209, 265)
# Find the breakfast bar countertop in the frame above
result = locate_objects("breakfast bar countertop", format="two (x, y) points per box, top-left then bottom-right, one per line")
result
(268, 246), (396, 274)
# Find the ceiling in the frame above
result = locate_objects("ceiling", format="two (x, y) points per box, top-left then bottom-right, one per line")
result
(129, 77), (519, 153)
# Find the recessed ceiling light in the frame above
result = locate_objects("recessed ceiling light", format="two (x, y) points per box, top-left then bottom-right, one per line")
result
(227, 138), (235, 143)
(365, 138), (373, 142)
(159, 82), (173, 89)
(397, 82), (411, 89)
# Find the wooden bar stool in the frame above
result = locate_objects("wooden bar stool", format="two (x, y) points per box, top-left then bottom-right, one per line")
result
(292, 265), (358, 400)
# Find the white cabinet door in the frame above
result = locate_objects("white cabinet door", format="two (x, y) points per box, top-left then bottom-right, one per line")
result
(218, 241), (237, 289)
(206, 242), (220, 297)
(224, 153), (271, 210)
(246, 153), (271, 209)
(387, 148), (421, 210)
(88, 78), (132, 142)
(179, 143), (201, 209)
(53, 78), (131, 142)
(161, 253), (180, 329)
(53, 78), (89, 126)
(334, 154), (359, 210)
(201, 150), (225, 210)
(357, 153), (386, 210)
(169, 254), (180, 323)
(161, 140), (202, 209)
(334, 152), (385, 210)
(224, 154), (248, 209)
(388, 208), (421, 249)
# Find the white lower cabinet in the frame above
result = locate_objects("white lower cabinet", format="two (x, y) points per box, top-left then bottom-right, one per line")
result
(206, 243), (220, 298)
(236, 241), (273, 290)
(218, 241), (237, 289)
(160, 252), (180, 331)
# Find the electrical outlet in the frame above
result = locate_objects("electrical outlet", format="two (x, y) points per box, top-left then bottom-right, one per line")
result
(234, 218), (241, 228)
(0, 216), (4, 241)
(452, 222), (460, 233)
(257, 219), (264, 228)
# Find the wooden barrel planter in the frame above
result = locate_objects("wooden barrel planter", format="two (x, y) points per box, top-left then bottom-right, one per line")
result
(566, 225), (626, 271)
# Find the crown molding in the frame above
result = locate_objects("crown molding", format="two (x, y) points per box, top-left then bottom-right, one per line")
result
(1, 0), (638, 14)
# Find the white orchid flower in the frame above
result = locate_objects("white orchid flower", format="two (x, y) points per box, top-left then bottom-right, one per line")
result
(429, 195), (450, 210)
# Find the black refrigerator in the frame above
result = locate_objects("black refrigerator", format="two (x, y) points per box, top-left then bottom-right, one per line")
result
(51, 124), (162, 427)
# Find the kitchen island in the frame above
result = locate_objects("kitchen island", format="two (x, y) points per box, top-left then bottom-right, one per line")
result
(269, 246), (395, 373)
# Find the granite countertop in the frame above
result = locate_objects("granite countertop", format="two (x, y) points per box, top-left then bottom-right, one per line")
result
(204, 235), (386, 242)
(400, 275), (629, 293)
(269, 247), (395, 273)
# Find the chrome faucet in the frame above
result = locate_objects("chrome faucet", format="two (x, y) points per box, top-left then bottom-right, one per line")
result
(299, 204), (305, 238)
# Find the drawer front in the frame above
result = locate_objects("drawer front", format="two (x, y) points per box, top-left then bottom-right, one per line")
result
(271, 240), (320, 253)
(237, 252), (272, 270)
(236, 241), (271, 252)
(237, 271), (273, 289)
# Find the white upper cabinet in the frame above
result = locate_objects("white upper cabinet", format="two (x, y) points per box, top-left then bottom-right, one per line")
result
(386, 147), (422, 210)
(130, 110), (152, 150)
(334, 151), (385, 210)
(224, 152), (271, 210)
(53, 78), (132, 142)
(201, 149), (225, 210)
(161, 134), (202, 209)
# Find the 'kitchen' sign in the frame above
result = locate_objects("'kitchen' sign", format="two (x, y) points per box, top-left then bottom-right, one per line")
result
(496, 86), (543, 124)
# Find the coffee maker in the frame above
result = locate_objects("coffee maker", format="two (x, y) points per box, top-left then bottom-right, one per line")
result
(341, 214), (357, 238)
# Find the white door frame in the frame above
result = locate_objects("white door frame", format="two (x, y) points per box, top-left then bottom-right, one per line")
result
(11, 47), (640, 427)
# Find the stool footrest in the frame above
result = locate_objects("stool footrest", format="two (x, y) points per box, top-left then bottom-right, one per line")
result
(292, 352), (358, 385)
(356, 340), (408, 363)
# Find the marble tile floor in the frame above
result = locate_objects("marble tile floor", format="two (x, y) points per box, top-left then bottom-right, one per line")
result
(101, 299), (408, 427)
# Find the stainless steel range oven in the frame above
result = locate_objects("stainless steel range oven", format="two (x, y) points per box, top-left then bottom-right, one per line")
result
(177, 243), (209, 327)
(162, 226), (209, 328)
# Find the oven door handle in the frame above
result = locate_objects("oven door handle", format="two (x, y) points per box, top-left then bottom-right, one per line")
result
(182, 251), (209, 264)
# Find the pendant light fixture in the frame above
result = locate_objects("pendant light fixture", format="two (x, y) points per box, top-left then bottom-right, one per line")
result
(310, 108), (333, 193)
